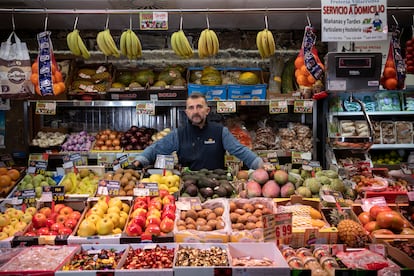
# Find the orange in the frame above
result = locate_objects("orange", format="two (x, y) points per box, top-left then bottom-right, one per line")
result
(31, 62), (38, 73)
(385, 59), (395, 69)
(384, 78), (398, 90)
(383, 67), (397, 79)
(53, 82), (66, 95)
(300, 65), (310, 76)
(0, 175), (12, 188)
(54, 71), (63, 83)
(0, 168), (8, 175)
(295, 69), (302, 78)
(30, 73), (39, 85)
(296, 75), (310, 86)
(7, 169), (20, 181)
(35, 85), (41, 95)
(307, 74), (316, 85)
(294, 56), (305, 69)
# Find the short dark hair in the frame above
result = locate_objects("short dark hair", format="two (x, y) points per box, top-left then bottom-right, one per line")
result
(188, 92), (207, 102)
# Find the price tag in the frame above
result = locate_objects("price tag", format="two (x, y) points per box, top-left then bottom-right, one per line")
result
(269, 100), (288, 114)
(62, 153), (84, 171)
(28, 153), (49, 174)
(113, 154), (129, 171)
(51, 186), (65, 202)
(41, 186), (53, 202)
(294, 99), (313, 113)
(96, 180), (121, 196)
(321, 190), (343, 203)
(154, 154), (175, 170)
(136, 102), (155, 115)
(217, 101), (236, 113)
(144, 182), (159, 197)
(291, 151), (312, 164)
(19, 189), (36, 206)
(97, 153), (117, 169)
(35, 101), (56, 115)
(139, 11), (168, 30)
(178, 197), (202, 210)
(302, 160), (321, 172)
(361, 197), (387, 213)
(275, 212), (293, 240)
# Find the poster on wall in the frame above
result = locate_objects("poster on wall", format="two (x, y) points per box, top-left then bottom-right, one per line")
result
(321, 0), (388, 42)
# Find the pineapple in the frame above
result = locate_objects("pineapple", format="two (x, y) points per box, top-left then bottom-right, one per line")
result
(329, 209), (368, 248)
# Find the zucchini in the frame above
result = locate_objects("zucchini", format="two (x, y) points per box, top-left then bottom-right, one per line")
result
(281, 57), (297, 94)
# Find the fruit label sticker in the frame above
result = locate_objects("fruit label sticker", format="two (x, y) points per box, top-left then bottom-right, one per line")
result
(35, 101), (56, 115)
(217, 101), (236, 113)
(269, 99), (288, 114)
(274, 212), (293, 245)
(294, 99), (313, 113)
(96, 180), (120, 196)
(155, 154), (175, 170)
(136, 103), (155, 115)
(113, 154), (129, 171)
(139, 12), (168, 30)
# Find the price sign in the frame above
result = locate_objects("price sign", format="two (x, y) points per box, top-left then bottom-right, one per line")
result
(51, 186), (65, 202)
(275, 212), (292, 241)
(291, 151), (312, 164)
(136, 103), (155, 115)
(28, 153), (49, 174)
(269, 100), (288, 114)
(35, 101), (56, 115)
(134, 182), (158, 197)
(302, 160), (321, 172)
(217, 101), (236, 113)
(321, 190), (343, 203)
(96, 180), (121, 196)
(19, 189), (36, 206)
(155, 154), (175, 170)
(97, 153), (117, 169)
(62, 153), (84, 170)
(0, 153), (14, 167)
(293, 99), (313, 113)
(113, 154), (129, 171)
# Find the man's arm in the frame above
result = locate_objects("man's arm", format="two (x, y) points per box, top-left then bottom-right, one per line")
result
(222, 127), (263, 169)
(133, 129), (179, 167)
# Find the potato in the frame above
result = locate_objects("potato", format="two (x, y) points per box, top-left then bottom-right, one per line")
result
(247, 215), (259, 223)
(232, 223), (244, 230)
(186, 209), (198, 220)
(216, 220), (225, 230)
(185, 217), (196, 225)
(198, 208), (213, 218)
(229, 201), (237, 212)
(180, 211), (187, 220)
(195, 217), (207, 226)
(186, 223), (196, 230)
(177, 225), (187, 231)
(230, 213), (240, 223)
(253, 209), (263, 217)
(177, 220), (186, 227)
(255, 221), (264, 228)
(237, 213), (249, 224)
(214, 207), (224, 216)
(207, 219), (218, 229)
(245, 222), (257, 230)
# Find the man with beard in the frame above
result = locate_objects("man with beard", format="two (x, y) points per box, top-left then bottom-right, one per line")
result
(133, 92), (263, 170)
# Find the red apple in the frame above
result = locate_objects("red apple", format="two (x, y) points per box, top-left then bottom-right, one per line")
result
(133, 199), (148, 210)
(132, 215), (146, 228)
(145, 223), (161, 236)
(25, 231), (37, 236)
(149, 197), (162, 210)
(58, 226), (73, 235)
(37, 227), (50, 235)
(130, 208), (147, 218)
(160, 217), (174, 233)
(162, 203), (176, 213)
(32, 213), (47, 228)
(39, 207), (52, 218)
(147, 208), (161, 218)
(162, 195), (175, 205)
(59, 206), (74, 216)
(56, 214), (67, 224)
(125, 222), (143, 236)
(64, 218), (78, 230)
(161, 210), (176, 221)
(45, 218), (56, 228)
(53, 204), (65, 214)
(49, 212), (59, 222)
(50, 222), (65, 233)
(159, 189), (170, 199)
(68, 211), (81, 221)
(146, 216), (161, 227)
(49, 230), (59, 236)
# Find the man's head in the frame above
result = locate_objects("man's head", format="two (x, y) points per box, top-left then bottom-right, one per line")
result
(185, 92), (210, 128)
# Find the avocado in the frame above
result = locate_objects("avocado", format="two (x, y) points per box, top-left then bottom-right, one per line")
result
(199, 168), (209, 174)
(182, 174), (199, 183)
(185, 184), (198, 197)
(219, 180), (234, 195)
(183, 179), (197, 189)
(213, 168), (227, 175)
(199, 187), (214, 198)
(181, 192), (190, 197)
(209, 173), (220, 180)
(198, 176), (216, 188)
(214, 185), (228, 197)
(218, 175), (229, 180)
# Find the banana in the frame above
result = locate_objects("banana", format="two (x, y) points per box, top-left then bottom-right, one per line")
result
(96, 30), (112, 56)
(261, 30), (271, 58)
(171, 32), (183, 57)
(205, 30), (215, 56)
(256, 29), (276, 58)
(129, 30), (142, 58)
(103, 29), (120, 58)
(209, 30), (219, 55)
(176, 30), (193, 58)
(256, 30), (265, 58)
(198, 29), (209, 58)
(76, 32), (90, 59)
(120, 30), (128, 57)
(67, 29), (81, 56)
(198, 28), (219, 58)
(125, 30), (133, 59)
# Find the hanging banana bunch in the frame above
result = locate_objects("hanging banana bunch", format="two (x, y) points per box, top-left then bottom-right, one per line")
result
(171, 15), (193, 58)
(256, 15), (276, 59)
(66, 17), (90, 59)
(120, 16), (143, 59)
(96, 15), (120, 58)
(197, 15), (219, 58)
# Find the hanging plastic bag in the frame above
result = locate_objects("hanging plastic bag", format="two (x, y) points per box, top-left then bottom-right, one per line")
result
(381, 26), (406, 90)
(30, 31), (65, 96)
(0, 31), (33, 99)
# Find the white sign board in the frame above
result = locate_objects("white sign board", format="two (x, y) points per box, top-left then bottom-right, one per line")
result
(321, 0), (388, 42)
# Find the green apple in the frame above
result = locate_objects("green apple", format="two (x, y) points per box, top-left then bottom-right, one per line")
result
(119, 211), (129, 220)
(107, 206), (121, 214)
(96, 217), (114, 235)
(0, 214), (10, 227)
(25, 207), (37, 216)
(86, 214), (101, 225)
(13, 221), (27, 232)
(77, 220), (97, 237)
(108, 198), (123, 209)
(104, 213), (120, 228)
(94, 201), (108, 213)
(0, 231), (8, 240)
(20, 213), (33, 224)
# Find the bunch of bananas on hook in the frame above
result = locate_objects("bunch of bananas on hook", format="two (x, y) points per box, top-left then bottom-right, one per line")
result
(120, 29), (143, 59)
(197, 28), (219, 58)
(96, 29), (120, 58)
(256, 29), (276, 59)
(171, 30), (193, 58)
(66, 29), (91, 59)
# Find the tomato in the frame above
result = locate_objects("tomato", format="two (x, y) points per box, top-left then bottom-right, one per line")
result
(369, 205), (392, 220)
(376, 210), (404, 232)
(358, 211), (372, 225)
(364, 221), (379, 233)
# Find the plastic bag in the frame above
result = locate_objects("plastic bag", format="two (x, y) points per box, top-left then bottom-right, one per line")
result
(0, 31), (33, 99)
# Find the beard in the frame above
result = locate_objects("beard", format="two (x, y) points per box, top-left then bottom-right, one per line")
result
(190, 114), (204, 125)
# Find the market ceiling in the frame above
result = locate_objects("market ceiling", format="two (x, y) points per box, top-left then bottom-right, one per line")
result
(0, 0), (413, 31)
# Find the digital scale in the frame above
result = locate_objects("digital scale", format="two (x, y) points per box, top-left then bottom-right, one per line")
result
(325, 52), (382, 91)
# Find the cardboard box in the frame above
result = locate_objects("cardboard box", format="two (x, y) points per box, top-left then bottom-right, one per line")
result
(116, 243), (175, 275)
(227, 84), (267, 100)
(228, 242), (290, 276)
(108, 89), (149, 100)
(55, 244), (129, 275)
(187, 83), (227, 101)
(173, 243), (230, 276)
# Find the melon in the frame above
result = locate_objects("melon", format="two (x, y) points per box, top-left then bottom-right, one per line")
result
(250, 168), (269, 185)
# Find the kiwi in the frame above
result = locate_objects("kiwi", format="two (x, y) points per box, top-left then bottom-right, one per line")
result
(185, 210), (198, 220)
(214, 207), (224, 216)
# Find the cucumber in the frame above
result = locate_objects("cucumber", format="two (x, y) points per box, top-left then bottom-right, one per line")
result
(281, 57), (297, 94)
